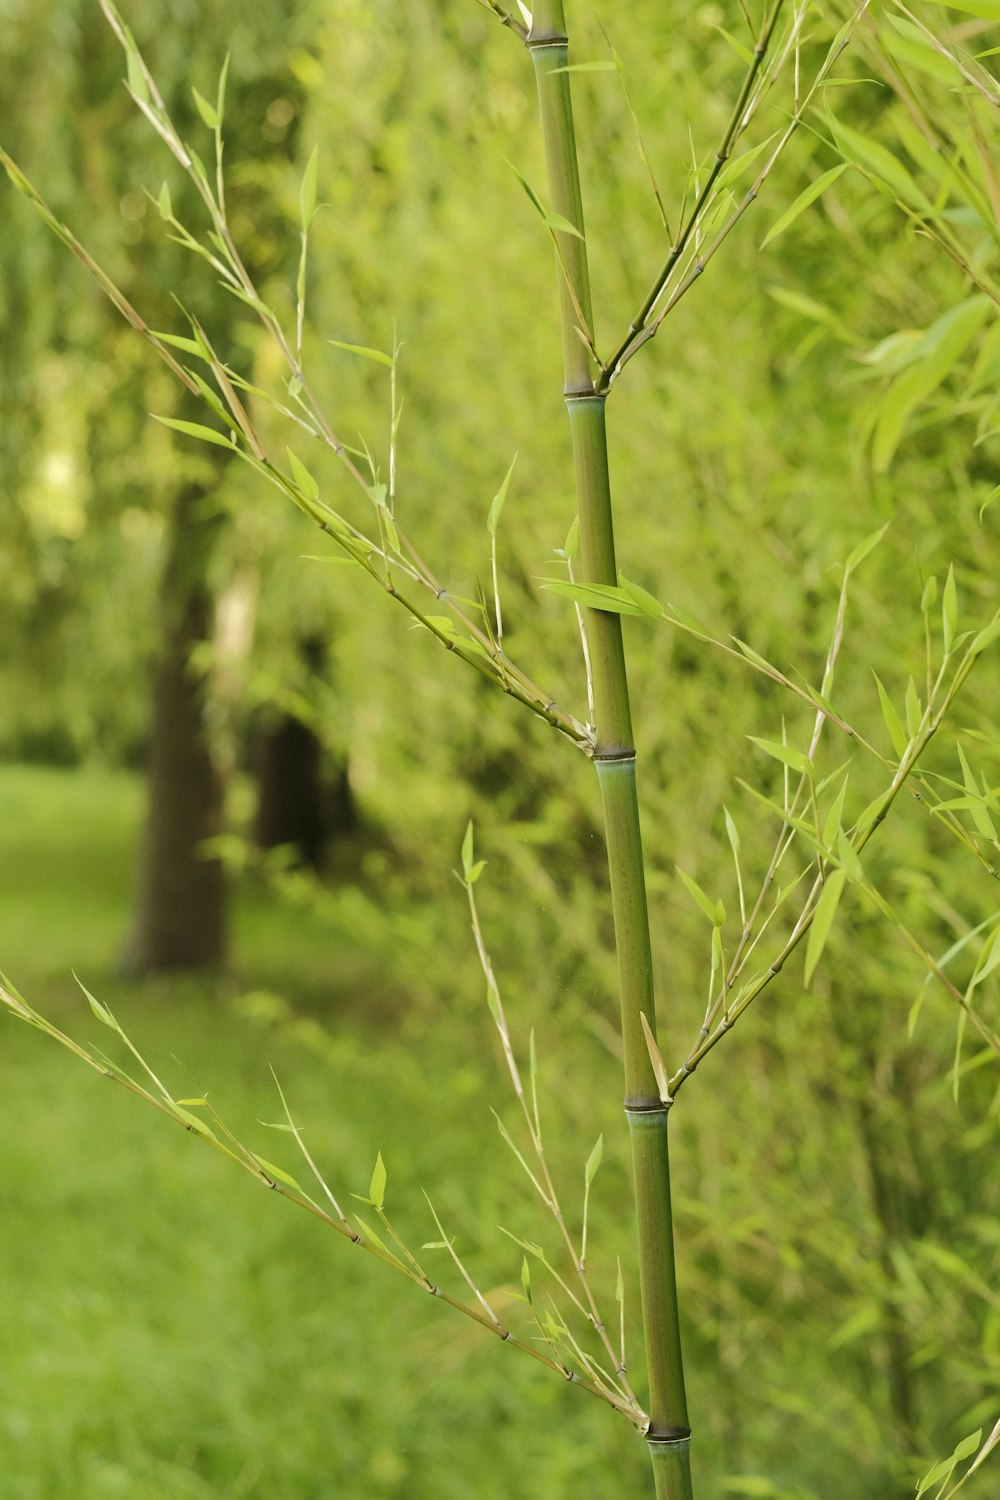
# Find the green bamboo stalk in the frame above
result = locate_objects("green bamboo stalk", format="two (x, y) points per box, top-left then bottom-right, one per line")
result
(527, 7), (692, 1496)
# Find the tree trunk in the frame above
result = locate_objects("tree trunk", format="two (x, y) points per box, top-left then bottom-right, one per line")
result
(254, 636), (357, 870)
(125, 480), (227, 972)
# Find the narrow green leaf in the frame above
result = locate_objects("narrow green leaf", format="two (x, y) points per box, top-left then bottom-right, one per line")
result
(544, 211), (585, 241)
(300, 144), (319, 226)
(157, 182), (172, 220)
(369, 1151), (387, 1211)
(822, 774), (850, 849)
(904, 677), (922, 738)
(561, 515), (579, 561)
(521, 1257), (533, 1303)
(618, 572), (664, 618)
(723, 806), (741, 857)
(487, 455), (517, 537)
(665, 603), (713, 641)
(585, 1134), (603, 1186)
(287, 448), (319, 501)
(152, 415), (233, 449)
(215, 52), (230, 129)
(328, 338), (393, 367)
(969, 616), (1000, 656)
(504, 158), (546, 219)
(354, 1215), (388, 1252)
(761, 164), (848, 249)
(970, 926), (1000, 988)
(979, 483), (1000, 520)
(461, 821), (475, 878)
(191, 86), (219, 130)
(924, 0), (1000, 16)
(174, 1106), (219, 1141)
(873, 674), (908, 758)
(124, 40), (150, 105)
(548, 61), (618, 73)
(804, 868), (847, 985)
(836, 831), (864, 884)
(151, 331), (208, 359)
(713, 23), (754, 65)
(943, 565), (958, 653)
(543, 579), (646, 616)
(920, 576), (938, 614)
(676, 868), (724, 926)
(829, 115), (932, 211)
(748, 737), (813, 777)
(75, 974), (118, 1031)
(845, 522), (889, 573)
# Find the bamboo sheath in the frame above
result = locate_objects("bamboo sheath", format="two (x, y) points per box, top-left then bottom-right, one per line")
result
(527, 7), (693, 1496)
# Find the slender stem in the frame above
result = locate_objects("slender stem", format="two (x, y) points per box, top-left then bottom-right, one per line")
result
(528, 7), (693, 1493)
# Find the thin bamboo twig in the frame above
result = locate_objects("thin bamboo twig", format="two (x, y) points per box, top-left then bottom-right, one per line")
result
(598, 0), (789, 391)
(465, 872), (641, 1407)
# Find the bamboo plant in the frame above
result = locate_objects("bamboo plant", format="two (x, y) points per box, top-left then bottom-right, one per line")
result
(2, 1), (1000, 1496)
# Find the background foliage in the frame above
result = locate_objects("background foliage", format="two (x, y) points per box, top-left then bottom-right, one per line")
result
(1, 1), (998, 1497)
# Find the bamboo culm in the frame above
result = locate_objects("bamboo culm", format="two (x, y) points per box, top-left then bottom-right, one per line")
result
(527, 6), (693, 1497)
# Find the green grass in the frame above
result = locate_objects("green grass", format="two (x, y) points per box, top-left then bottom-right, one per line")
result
(0, 763), (647, 1499)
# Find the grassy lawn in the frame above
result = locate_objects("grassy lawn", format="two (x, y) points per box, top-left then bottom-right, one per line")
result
(0, 764), (643, 1499)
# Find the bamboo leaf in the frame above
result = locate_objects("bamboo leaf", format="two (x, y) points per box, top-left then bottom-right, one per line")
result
(548, 61), (618, 73)
(804, 868), (847, 985)
(369, 1152), (387, 1211)
(124, 38), (150, 106)
(923, 0), (1000, 15)
(828, 115), (932, 211)
(328, 338), (393, 367)
(836, 831), (864, 885)
(487, 455), (517, 537)
(544, 211), (585, 241)
(970, 616), (1000, 656)
(676, 868), (724, 927)
(723, 806), (741, 857)
(542, 579), (646, 616)
(191, 86), (219, 130)
(747, 737), (813, 777)
(921, 576), (938, 614)
(521, 1257), (533, 1303)
(943, 564), (958, 653)
(873, 674), (908, 758)
(287, 448), (319, 501)
(618, 572), (664, 618)
(461, 821), (475, 879)
(215, 52), (230, 129)
(157, 182), (172, 219)
(970, 926), (1000, 988)
(761, 164), (848, 249)
(354, 1215), (388, 1252)
(713, 24), (754, 65)
(585, 1134), (603, 1186)
(822, 774), (850, 849)
(75, 974), (119, 1031)
(300, 144), (319, 227)
(873, 299), (991, 472)
(152, 415), (234, 449)
(845, 522), (889, 573)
